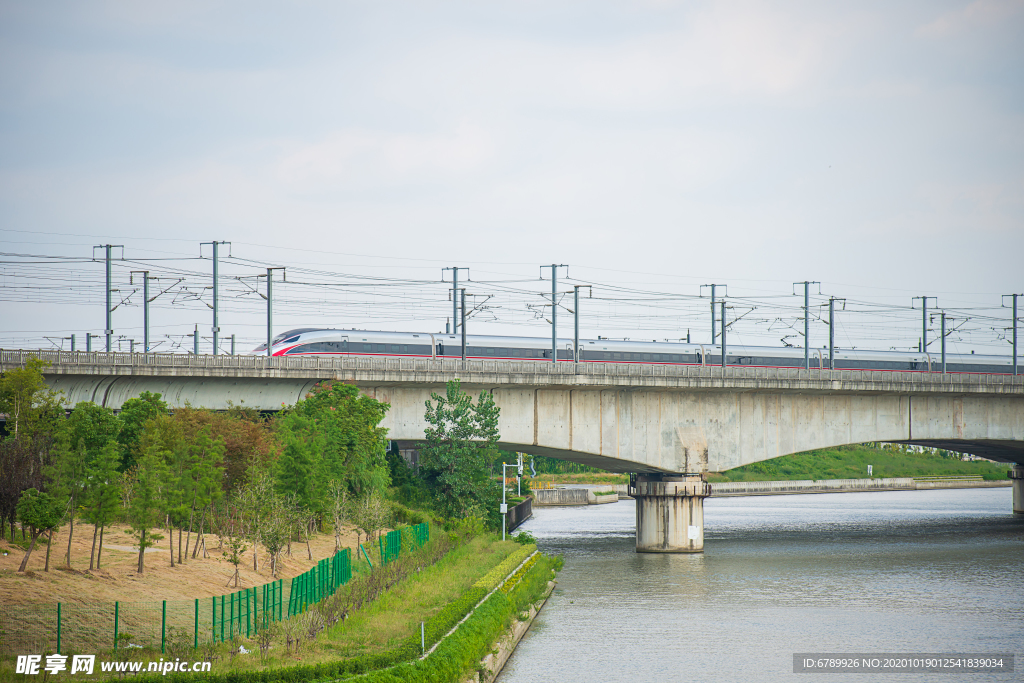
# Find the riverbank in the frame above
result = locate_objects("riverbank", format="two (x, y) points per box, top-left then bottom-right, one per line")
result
(710, 476), (1011, 497)
(0, 532), (562, 683)
(468, 579), (555, 683)
(536, 476), (1010, 504)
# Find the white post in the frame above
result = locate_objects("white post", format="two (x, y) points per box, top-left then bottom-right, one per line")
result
(501, 463), (511, 541)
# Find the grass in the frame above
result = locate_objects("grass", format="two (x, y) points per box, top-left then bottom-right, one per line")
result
(529, 446), (1009, 485)
(211, 533), (522, 673)
(707, 445), (1011, 482)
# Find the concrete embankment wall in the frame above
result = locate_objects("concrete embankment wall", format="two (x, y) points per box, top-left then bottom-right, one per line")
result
(507, 498), (533, 531)
(533, 488), (590, 506)
(711, 477), (1010, 497)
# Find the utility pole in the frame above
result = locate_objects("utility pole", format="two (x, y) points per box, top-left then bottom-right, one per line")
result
(192, 324), (199, 355)
(940, 312), (949, 374)
(720, 301), (727, 368)
(573, 285), (591, 362)
(443, 267), (469, 334)
(231, 334), (236, 356)
(94, 245), (123, 352)
(202, 241), (230, 354)
(1003, 294), (1022, 376)
(827, 297), (846, 370)
(793, 281), (820, 370)
(829, 298), (834, 370)
(701, 284), (727, 343)
(70, 334), (75, 353)
(912, 296), (937, 352)
(265, 267), (286, 356)
(460, 289), (467, 363)
(540, 265), (568, 363)
(130, 271), (151, 352)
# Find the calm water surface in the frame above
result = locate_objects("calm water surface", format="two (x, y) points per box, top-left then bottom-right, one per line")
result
(498, 488), (1023, 683)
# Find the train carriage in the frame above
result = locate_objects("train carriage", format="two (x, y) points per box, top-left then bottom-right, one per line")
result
(252, 328), (1014, 375)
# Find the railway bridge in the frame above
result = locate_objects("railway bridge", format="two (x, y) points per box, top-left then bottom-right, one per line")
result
(3, 349), (1023, 552)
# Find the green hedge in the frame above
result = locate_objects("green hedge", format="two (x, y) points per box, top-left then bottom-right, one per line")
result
(472, 546), (534, 590)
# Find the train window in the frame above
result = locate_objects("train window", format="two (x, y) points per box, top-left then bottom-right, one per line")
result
(390, 345), (399, 352)
(362, 343), (371, 352)
(375, 344), (385, 353)
(486, 348), (494, 355)
(643, 354), (651, 361)
(613, 353), (621, 360)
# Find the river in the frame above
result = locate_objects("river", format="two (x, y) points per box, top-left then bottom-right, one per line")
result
(498, 488), (1023, 683)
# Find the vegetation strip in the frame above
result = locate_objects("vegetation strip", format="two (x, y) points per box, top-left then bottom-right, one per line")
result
(329, 549), (548, 683)
(420, 550), (538, 660)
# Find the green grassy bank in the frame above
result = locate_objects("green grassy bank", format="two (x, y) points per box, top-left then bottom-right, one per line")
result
(528, 445), (1011, 486)
(706, 445), (1011, 483)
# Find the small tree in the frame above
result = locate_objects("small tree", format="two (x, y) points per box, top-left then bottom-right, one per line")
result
(326, 479), (349, 553)
(85, 441), (122, 570)
(16, 489), (62, 572)
(261, 497), (290, 578)
(352, 489), (390, 544)
(127, 446), (168, 574)
(223, 531), (248, 588)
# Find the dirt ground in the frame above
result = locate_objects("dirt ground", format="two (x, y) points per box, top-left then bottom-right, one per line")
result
(0, 521), (366, 607)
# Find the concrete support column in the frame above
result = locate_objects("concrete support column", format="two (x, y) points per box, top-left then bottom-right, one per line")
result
(631, 474), (711, 553)
(1011, 466), (1024, 515)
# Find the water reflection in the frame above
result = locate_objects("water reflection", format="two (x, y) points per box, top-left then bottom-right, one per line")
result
(499, 488), (1023, 683)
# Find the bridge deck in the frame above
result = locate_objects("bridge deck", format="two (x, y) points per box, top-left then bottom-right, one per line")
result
(3, 349), (1022, 397)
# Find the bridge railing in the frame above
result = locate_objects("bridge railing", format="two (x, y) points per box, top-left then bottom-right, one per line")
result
(2, 349), (1022, 390)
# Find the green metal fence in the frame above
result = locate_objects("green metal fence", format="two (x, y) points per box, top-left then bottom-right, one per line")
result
(379, 530), (401, 565)
(286, 548), (352, 616)
(1, 524), (429, 656)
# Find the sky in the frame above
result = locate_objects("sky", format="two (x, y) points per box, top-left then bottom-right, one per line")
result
(1, 1), (1022, 355)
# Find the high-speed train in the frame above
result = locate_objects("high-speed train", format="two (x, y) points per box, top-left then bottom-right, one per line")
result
(252, 328), (1015, 374)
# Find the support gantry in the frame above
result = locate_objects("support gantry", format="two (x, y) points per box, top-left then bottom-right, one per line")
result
(631, 473), (712, 553)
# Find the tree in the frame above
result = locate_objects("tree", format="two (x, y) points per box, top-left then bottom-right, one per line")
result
(65, 402), (120, 458)
(260, 496), (290, 578)
(178, 427), (225, 564)
(48, 401), (121, 568)
(351, 488), (390, 544)
(419, 380), (500, 520)
(84, 441), (122, 570)
(169, 404), (273, 492)
(277, 381), (391, 500)
(326, 479), (350, 553)
(235, 465), (272, 571)
(127, 445), (168, 574)
(16, 488), (62, 572)
(46, 434), (89, 568)
(116, 391), (167, 471)
(274, 418), (319, 511)
(0, 357), (63, 441)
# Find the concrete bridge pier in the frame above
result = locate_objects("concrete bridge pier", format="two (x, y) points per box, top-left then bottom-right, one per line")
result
(1011, 466), (1024, 515)
(632, 474), (712, 553)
